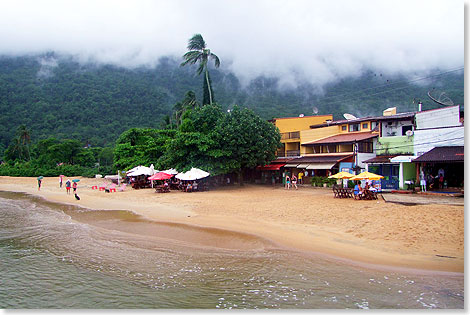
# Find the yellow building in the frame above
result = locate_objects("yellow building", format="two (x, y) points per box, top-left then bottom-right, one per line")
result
(271, 115), (333, 157)
(264, 114), (379, 180)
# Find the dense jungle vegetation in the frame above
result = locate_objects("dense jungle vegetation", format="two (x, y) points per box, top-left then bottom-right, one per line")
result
(0, 52), (463, 176)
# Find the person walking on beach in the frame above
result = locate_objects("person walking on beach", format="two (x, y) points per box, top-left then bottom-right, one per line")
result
(285, 175), (291, 189)
(65, 179), (71, 194)
(37, 178), (42, 191)
(59, 176), (63, 188)
(292, 174), (298, 190)
(72, 181), (78, 194)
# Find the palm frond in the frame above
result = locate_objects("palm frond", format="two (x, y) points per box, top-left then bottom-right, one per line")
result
(187, 34), (206, 51)
(210, 53), (221, 68)
(196, 62), (205, 75)
(180, 51), (202, 66)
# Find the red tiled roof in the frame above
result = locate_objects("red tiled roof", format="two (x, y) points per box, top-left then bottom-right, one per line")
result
(303, 132), (378, 145)
(413, 146), (464, 163)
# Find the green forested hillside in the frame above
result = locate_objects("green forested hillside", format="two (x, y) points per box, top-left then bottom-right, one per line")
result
(0, 54), (463, 151)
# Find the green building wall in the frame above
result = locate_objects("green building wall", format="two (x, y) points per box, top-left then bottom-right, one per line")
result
(403, 162), (416, 184)
(376, 136), (414, 155)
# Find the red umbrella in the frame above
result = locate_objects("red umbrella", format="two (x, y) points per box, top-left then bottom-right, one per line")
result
(148, 172), (173, 181)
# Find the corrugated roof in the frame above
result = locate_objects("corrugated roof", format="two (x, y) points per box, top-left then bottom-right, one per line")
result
(413, 146), (464, 163)
(303, 132), (378, 145)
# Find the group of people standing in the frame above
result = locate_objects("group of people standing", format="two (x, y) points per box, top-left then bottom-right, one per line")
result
(419, 167), (445, 192)
(285, 172), (303, 190)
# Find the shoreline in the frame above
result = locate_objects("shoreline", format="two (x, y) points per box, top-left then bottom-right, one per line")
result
(0, 176), (464, 274)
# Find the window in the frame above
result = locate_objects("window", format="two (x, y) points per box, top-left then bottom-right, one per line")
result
(371, 121), (377, 130)
(357, 141), (373, 153)
(341, 125), (347, 131)
(349, 124), (360, 132)
(402, 125), (412, 136)
(362, 123), (368, 130)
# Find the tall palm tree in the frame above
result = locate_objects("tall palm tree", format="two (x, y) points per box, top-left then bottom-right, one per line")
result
(181, 34), (220, 105)
(16, 124), (31, 161)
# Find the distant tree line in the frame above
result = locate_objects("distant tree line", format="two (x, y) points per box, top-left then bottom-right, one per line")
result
(0, 54), (463, 154)
(0, 102), (281, 180)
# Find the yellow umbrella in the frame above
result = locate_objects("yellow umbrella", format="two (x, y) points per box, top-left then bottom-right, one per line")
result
(328, 171), (355, 179)
(350, 171), (384, 181)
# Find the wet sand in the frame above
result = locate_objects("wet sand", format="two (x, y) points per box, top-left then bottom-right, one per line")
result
(0, 176), (464, 273)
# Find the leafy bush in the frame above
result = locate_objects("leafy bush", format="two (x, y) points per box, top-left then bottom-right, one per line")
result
(310, 176), (337, 187)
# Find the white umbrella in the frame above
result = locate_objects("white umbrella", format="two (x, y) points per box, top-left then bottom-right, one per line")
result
(162, 168), (179, 175)
(126, 165), (140, 174)
(175, 172), (198, 181)
(175, 168), (210, 181)
(127, 165), (153, 176)
(190, 168), (210, 179)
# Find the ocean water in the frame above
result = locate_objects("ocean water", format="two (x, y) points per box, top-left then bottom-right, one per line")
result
(0, 191), (464, 309)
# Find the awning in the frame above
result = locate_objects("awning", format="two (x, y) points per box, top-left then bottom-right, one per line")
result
(306, 163), (336, 170)
(390, 156), (418, 163)
(296, 164), (310, 168)
(256, 164), (285, 171)
(284, 164), (299, 168)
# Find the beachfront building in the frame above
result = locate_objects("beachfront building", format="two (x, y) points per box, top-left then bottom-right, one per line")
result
(256, 115), (332, 184)
(362, 107), (417, 190)
(258, 112), (384, 184)
(271, 114), (333, 158)
(288, 113), (382, 184)
(257, 113), (382, 184)
(364, 105), (464, 190)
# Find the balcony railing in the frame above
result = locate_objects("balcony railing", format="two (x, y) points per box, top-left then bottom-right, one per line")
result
(286, 150), (300, 157)
(281, 131), (300, 140)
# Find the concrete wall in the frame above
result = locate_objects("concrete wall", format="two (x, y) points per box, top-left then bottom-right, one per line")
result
(274, 115), (333, 133)
(415, 106), (460, 129)
(403, 163), (416, 182)
(376, 135), (414, 155)
(381, 120), (413, 137)
(413, 126), (464, 156)
(357, 152), (376, 169)
(300, 125), (339, 144)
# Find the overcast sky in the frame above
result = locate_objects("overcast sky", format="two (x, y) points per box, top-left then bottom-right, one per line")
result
(0, 0), (464, 88)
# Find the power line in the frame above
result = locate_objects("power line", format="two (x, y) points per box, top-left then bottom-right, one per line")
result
(316, 67), (464, 106)
(373, 136), (464, 153)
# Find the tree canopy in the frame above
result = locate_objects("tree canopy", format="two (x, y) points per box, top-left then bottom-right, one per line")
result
(112, 104), (281, 176)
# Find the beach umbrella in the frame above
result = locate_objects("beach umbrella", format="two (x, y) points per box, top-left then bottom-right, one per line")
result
(175, 168), (210, 181)
(189, 168), (210, 179)
(350, 171), (384, 181)
(175, 171), (198, 181)
(72, 179), (80, 182)
(127, 165), (153, 176)
(37, 176), (43, 180)
(148, 172), (173, 181)
(59, 174), (65, 177)
(162, 168), (179, 175)
(328, 171), (354, 179)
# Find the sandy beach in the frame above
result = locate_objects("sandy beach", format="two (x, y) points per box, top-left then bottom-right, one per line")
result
(0, 176), (464, 274)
